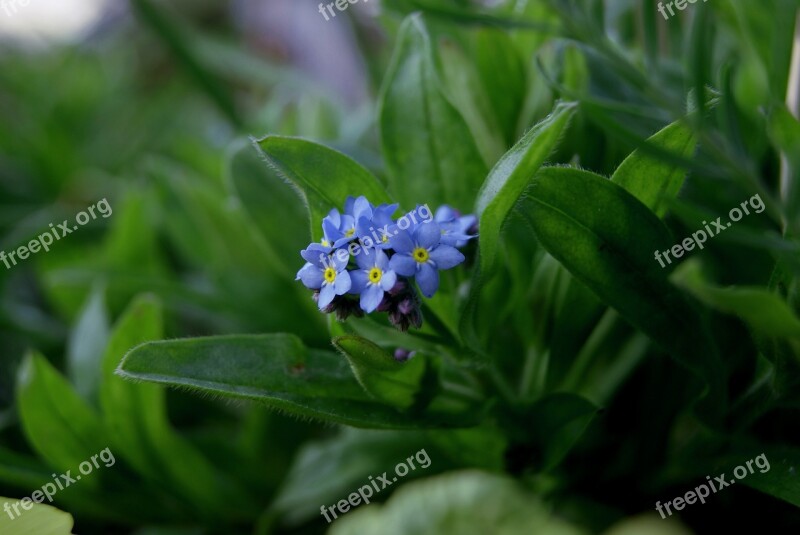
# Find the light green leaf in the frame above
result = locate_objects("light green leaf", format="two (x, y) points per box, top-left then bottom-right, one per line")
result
(475, 101), (576, 271)
(0, 496), (74, 535)
(66, 285), (110, 402)
(330, 471), (587, 535)
(255, 135), (392, 243)
(16, 352), (108, 488)
(671, 260), (800, 340)
(379, 14), (487, 211)
(611, 118), (697, 218)
(460, 102), (576, 348)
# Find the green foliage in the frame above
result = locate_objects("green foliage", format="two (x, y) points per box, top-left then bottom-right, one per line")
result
(1, 0), (799, 533)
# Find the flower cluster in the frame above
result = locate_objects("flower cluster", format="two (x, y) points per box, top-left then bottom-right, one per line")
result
(296, 196), (477, 331)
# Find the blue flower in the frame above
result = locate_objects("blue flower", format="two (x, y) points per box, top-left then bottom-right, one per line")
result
(296, 246), (352, 309)
(350, 249), (398, 312)
(434, 206), (477, 248)
(321, 208), (357, 249)
(355, 202), (399, 250)
(388, 221), (465, 297)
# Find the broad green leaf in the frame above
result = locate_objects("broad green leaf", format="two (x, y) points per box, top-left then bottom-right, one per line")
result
(100, 295), (255, 519)
(611, 118), (697, 218)
(16, 352), (108, 488)
(118, 334), (475, 429)
(671, 260), (800, 340)
(474, 29), (528, 147)
(438, 39), (506, 166)
(0, 496), (74, 535)
(460, 102), (576, 348)
(66, 285), (110, 402)
(379, 14), (487, 211)
(330, 471), (587, 535)
(255, 135), (391, 242)
(475, 101), (576, 271)
(333, 335), (428, 410)
(520, 167), (724, 420)
(100, 295), (166, 477)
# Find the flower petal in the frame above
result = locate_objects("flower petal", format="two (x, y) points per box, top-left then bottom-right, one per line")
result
(360, 284), (384, 313)
(349, 269), (369, 294)
(353, 196), (373, 221)
(380, 269), (397, 291)
(301, 244), (331, 266)
(330, 249), (350, 271)
(333, 269), (352, 295)
(355, 245), (375, 270)
(416, 263), (440, 297)
(415, 221), (441, 249)
(318, 284), (336, 309)
(389, 253), (417, 276)
(297, 263), (324, 289)
(429, 245), (465, 270)
(435, 205), (457, 223)
(389, 229), (414, 253)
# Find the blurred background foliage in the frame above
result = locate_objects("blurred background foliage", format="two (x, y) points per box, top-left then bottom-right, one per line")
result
(0, 0), (799, 533)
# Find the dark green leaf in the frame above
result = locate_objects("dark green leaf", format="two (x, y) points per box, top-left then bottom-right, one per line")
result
(332, 335), (428, 410)
(379, 14), (487, 210)
(255, 136), (392, 243)
(520, 167), (724, 421)
(118, 334), (474, 429)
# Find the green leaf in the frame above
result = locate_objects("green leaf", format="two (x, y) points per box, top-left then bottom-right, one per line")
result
(255, 135), (392, 243)
(332, 335), (428, 410)
(16, 352), (108, 486)
(118, 334), (473, 429)
(271, 428), (434, 526)
(520, 167), (724, 420)
(0, 496), (74, 535)
(460, 102), (576, 348)
(474, 29), (528, 147)
(100, 294), (256, 520)
(611, 118), (697, 218)
(671, 260), (800, 340)
(329, 471), (587, 535)
(475, 101), (576, 271)
(522, 393), (598, 472)
(716, 444), (800, 509)
(66, 285), (110, 402)
(379, 14), (487, 210)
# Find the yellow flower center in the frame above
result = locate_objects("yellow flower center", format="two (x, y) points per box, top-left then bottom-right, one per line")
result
(369, 267), (382, 283)
(324, 267), (337, 284)
(345, 228), (355, 237)
(381, 234), (389, 243)
(321, 239), (330, 247)
(413, 247), (429, 263)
